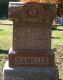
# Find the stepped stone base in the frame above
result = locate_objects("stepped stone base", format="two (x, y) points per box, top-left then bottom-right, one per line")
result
(3, 61), (59, 80)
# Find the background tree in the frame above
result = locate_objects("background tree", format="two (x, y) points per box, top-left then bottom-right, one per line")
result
(0, 0), (20, 18)
(0, 0), (8, 18)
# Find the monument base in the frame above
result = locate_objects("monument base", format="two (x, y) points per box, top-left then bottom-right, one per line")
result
(3, 61), (59, 80)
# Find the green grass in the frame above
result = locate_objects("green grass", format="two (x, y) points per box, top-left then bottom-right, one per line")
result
(52, 26), (63, 79)
(0, 24), (63, 80)
(0, 25), (13, 51)
(0, 24), (12, 80)
(52, 26), (63, 48)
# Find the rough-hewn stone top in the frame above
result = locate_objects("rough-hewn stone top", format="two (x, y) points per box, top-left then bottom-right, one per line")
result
(8, 2), (56, 22)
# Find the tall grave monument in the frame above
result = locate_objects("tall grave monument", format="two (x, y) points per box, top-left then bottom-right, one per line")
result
(3, 1), (59, 80)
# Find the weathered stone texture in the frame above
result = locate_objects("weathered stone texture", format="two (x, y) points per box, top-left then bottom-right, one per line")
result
(8, 2), (57, 51)
(3, 2), (59, 80)
(13, 23), (51, 51)
(3, 61), (59, 80)
(8, 2), (57, 67)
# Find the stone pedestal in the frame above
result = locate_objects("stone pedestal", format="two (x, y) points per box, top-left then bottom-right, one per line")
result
(3, 61), (59, 80)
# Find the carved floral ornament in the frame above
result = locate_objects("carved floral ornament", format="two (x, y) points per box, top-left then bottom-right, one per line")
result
(10, 3), (56, 21)
(9, 1), (56, 23)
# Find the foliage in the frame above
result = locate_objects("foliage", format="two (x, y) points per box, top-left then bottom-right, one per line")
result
(0, 0), (8, 18)
(0, 0), (20, 18)
(9, 0), (20, 1)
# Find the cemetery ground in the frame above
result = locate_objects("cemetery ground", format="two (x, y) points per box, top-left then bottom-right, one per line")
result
(0, 21), (63, 80)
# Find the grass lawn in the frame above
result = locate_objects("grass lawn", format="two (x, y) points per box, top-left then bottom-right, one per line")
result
(52, 26), (63, 79)
(0, 24), (63, 80)
(52, 26), (63, 48)
(0, 24), (13, 80)
(0, 25), (13, 51)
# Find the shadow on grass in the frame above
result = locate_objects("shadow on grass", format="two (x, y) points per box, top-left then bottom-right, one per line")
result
(0, 49), (8, 54)
(52, 37), (60, 39)
(52, 28), (63, 31)
(0, 29), (3, 31)
(56, 28), (63, 31)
